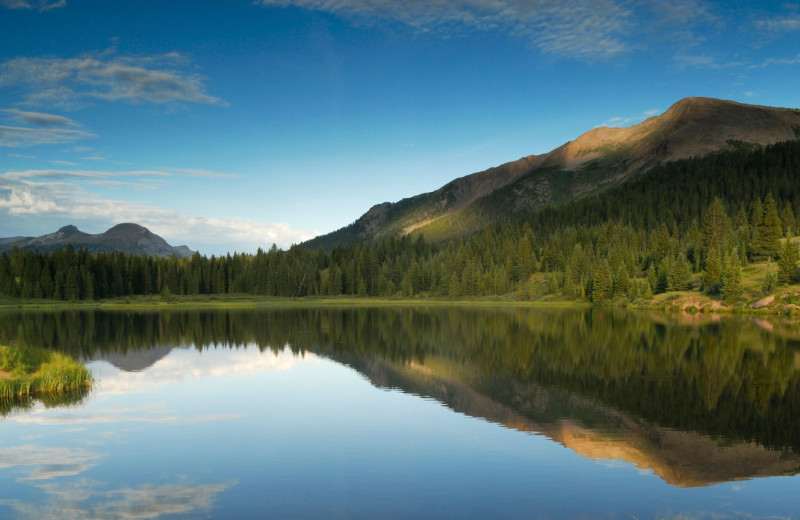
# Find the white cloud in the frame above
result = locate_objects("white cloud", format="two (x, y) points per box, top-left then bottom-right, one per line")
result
(0, 125), (95, 148)
(2, 108), (78, 128)
(0, 0), (65, 10)
(0, 478), (236, 520)
(2, 169), (168, 181)
(0, 109), (92, 147)
(597, 108), (661, 128)
(168, 167), (241, 179)
(91, 346), (314, 396)
(49, 160), (79, 166)
(8, 152), (36, 159)
(672, 53), (746, 70)
(756, 15), (800, 32)
(0, 445), (101, 481)
(650, 0), (714, 25)
(750, 54), (800, 68)
(258, 0), (633, 59)
(0, 51), (227, 109)
(87, 179), (160, 190)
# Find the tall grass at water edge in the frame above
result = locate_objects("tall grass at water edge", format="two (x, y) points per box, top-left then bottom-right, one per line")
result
(0, 345), (91, 400)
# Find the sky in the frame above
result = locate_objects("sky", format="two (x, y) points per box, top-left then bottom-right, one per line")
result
(1, 1), (800, 255)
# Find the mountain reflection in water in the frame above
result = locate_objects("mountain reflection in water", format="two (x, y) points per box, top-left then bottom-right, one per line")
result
(1, 306), (799, 488)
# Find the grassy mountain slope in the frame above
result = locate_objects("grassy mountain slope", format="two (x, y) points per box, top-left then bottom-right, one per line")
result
(307, 97), (800, 248)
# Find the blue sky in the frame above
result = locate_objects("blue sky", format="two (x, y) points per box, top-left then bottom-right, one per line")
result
(1, 0), (799, 255)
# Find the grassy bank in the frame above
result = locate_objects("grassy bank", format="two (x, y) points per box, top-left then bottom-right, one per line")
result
(0, 345), (91, 400)
(0, 293), (590, 311)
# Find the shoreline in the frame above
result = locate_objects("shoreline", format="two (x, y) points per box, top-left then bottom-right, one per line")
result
(1, 292), (798, 317)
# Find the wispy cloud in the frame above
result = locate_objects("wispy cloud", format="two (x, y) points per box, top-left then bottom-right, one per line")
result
(0, 125), (95, 147)
(0, 445), (101, 481)
(87, 179), (160, 190)
(597, 108), (661, 128)
(0, 0), (65, 10)
(168, 167), (241, 179)
(0, 51), (227, 109)
(49, 160), (79, 166)
(258, 0), (633, 59)
(8, 152), (36, 159)
(3, 108), (78, 128)
(90, 346), (312, 396)
(755, 15), (800, 33)
(0, 109), (92, 147)
(2, 168), (169, 181)
(672, 53), (746, 70)
(750, 54), (800, 68)
(0, 478), (236, 520)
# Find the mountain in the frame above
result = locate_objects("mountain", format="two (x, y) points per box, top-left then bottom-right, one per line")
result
(307, 97), (800, 248)
(337, 352), (800, 488)
(0, 223), (195, 258)
(90, 344), (176, 372)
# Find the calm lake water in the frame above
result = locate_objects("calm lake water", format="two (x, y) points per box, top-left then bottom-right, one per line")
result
(1, 306), (799, 519)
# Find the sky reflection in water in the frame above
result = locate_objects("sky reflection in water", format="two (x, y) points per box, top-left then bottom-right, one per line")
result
(0, 308), (798, 519)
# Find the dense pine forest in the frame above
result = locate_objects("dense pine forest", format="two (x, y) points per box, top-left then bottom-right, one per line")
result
(2, 140), (800, 304)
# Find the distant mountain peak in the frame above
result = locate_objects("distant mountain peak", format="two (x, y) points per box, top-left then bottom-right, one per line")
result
(58, 224), (80, 234)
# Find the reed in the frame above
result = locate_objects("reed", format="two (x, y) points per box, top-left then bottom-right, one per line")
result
(0, 345), (91, 400)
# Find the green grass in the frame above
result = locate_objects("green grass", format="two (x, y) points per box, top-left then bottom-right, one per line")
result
(0, 345), (91, 400)
(0, 293), (592, 311)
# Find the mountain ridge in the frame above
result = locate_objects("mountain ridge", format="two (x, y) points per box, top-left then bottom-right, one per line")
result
(0, 223), (195, 258)
(306, 97), (800, 248)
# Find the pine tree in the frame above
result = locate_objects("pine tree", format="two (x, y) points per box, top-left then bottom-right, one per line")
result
(782, 201), (796, 237)
(701, 197), (730, 255)
(613, 266), (630, 297)
(777, 239), (798, 285)
(722, 252), (743, 305)
(447, 272), (461, 297)
(702, 246), (723, 295)
(668, 255), (692, 291)
(646, 263), (658, 294)
(591, 260), (613, 302)
(753, 194), (782, 260)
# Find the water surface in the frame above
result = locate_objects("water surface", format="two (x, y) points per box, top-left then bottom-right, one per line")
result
(1, 307), (799, 519)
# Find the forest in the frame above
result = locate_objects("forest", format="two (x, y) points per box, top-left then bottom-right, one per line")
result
(2, 139), (800, 304)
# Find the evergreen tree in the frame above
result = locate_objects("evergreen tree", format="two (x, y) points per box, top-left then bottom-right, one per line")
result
(447, 272), (461, 297)
(702, 246), (723, 295)
(668, 255), (692, 291)
(646, 264), (658, 294)
(591, 260), (613, 302)
(782, 201), (796, 237)
(64, 267), (80, 301)
(753, 194), (782, 260)
(722, 252), (743, 305)
(516, 236), (534, 283)
(613, 266), (630, 297)
(777, 239), (798, 285)
(701, 197), (730, 256)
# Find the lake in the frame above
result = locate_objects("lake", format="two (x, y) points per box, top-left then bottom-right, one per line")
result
(1, 306), (799, 519)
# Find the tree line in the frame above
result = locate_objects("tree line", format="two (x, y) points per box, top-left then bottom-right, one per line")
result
(2, 140), (800, 303)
